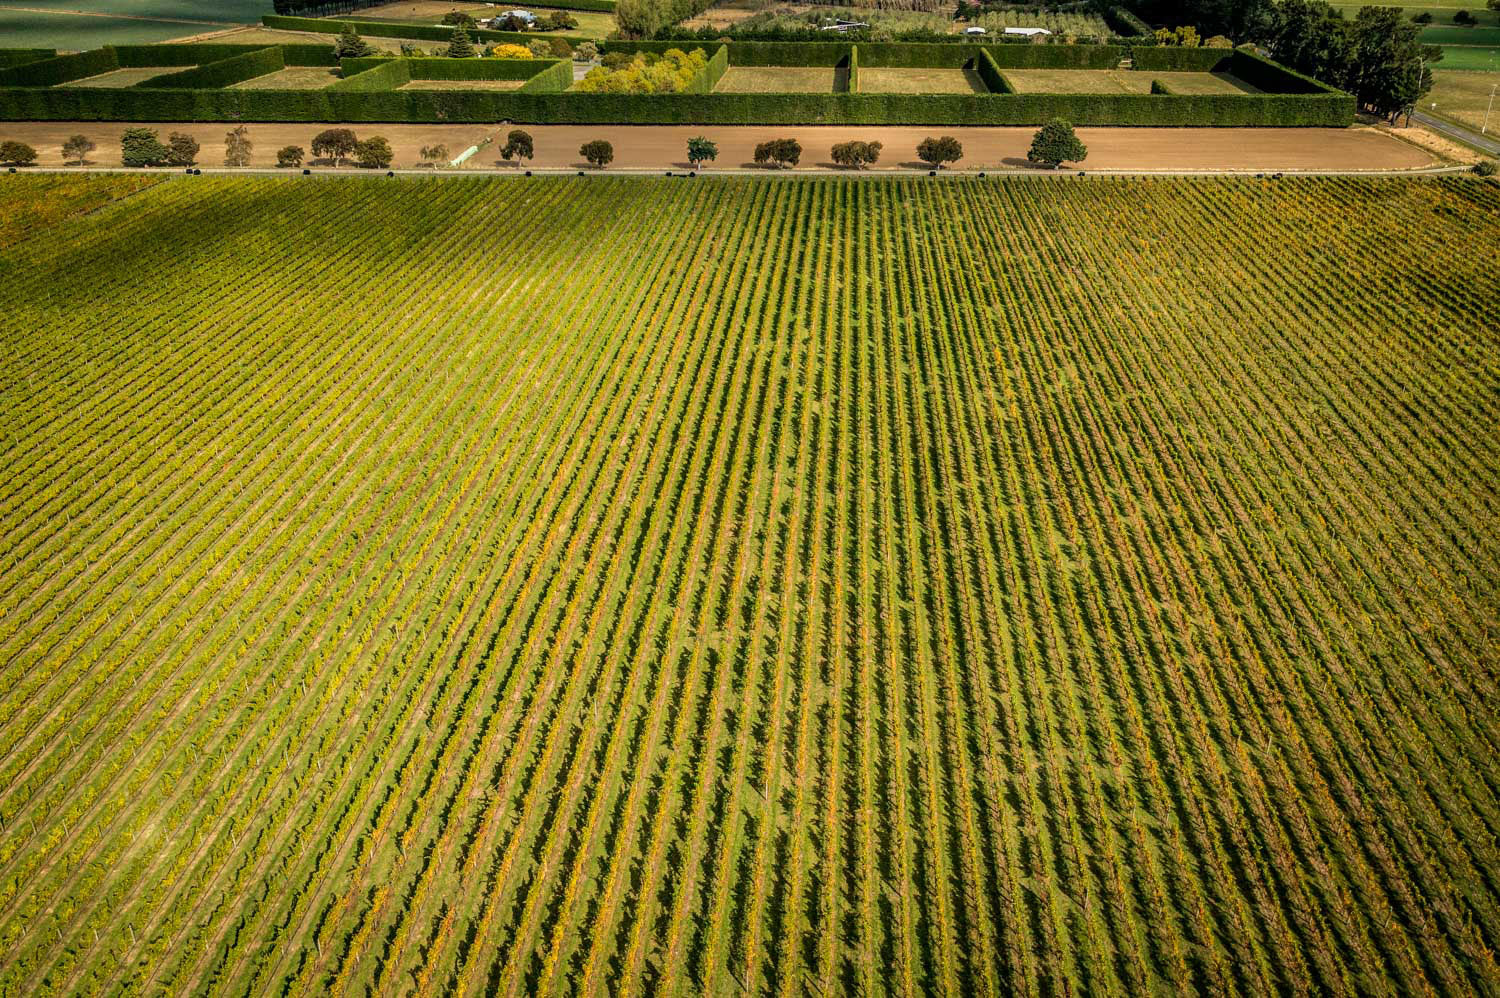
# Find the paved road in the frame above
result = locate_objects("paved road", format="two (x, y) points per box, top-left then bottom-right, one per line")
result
(1413, 110), (1500, 157)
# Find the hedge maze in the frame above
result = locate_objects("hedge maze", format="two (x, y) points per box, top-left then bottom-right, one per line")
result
(0, 34), (1353, 126)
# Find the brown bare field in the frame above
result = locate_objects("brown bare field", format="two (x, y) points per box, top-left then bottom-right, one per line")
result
(62, 67), (188, 88)
(716, 66), (836, 93)
(1006, 69), (1258, 95)
(399, 79), (528, 90)
(859, 67), (988, 94)
(232, 67), (342, 90)
(0, 122), (1440, 172)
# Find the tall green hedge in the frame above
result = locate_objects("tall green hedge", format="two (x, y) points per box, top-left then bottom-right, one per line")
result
(1229, 48), (1334, 94)
(342, 56), (558, 79)
(327, 58), (410, 91)
(515, 0), (614, 10)
(975, 48), (1012, 93)
(848, 44), (859, 93)
(262, 14), (580, 49)
(1131, 47), (1230, 71)
(138, 48), (285, 89)
(518, 58), (573, 93)
(691, 45), (729, 94)
(857, 42), (983, 68)
(1108, 7), (1153, 37)
(113, 44), (334, 67)
(0, 47), (118, 87)
(0, 86), (1354, 125)
(0, 49), (55, 69)
(989, 44), (1123, 68)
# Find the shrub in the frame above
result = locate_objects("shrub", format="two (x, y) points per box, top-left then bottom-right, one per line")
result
(580, 138), (614, 167)
(276, 144), (304, 167)
(528, 40), (552, 58)
(831, 139), (882, 168)
(400, 42), (425, 56)
(489, 44), (534, 58)
(544, 10), (578, 31)
(419, 143), (449, 164)
(916, 134), (962, 167)
(1413, 11), (1433, 23)
(575, 41), (599, 61)
(446, 28), (477, 58)
(1028, 117), (1086, 167)
(1475, 159), (1498, 176)
(576, 48), (708, 94)
(1204, 35), (1233, 48)
(502, 128), (534, 162)
(754, 137), (801, 168)
(354, 135), (393, 168)
(442, 11), (477, 28)
(121, 127), (169, 167)
(549, 38), (572, 57)
(687, 135), (718, 167)
(165, 131), (199, 167)
(224, 124), (252, 167)
(335, 25), (375, 59)
(1453, 9), (1477, 24)
(0, 140), (36, 166)
(62, 133), (95, 165)
(312, 127), (358, 165)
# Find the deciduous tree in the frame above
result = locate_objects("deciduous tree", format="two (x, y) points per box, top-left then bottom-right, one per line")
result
(354, 135), (393, 169)
(916, 135), (962, 168)
(686, 135), (718, 168)
(62, 134), (95, 165)
(224, 125), (252, 167)
(502, 129), (534, 163)
(580, 139), (614, 167)
(1028, 119), (1087, 167)
(312, 127), (358, 165)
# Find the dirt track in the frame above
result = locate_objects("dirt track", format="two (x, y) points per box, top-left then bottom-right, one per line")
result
(0, 121), (1439, 172)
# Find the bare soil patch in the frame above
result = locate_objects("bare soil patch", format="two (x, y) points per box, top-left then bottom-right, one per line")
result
(716, 66), (835, 93)
(860, 67), (988, 94)
(0, 122), (1438, 173)
(232, 67), (342, 90)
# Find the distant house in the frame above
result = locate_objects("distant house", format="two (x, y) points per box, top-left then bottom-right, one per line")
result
(1002, 26), (1051, 36)
(964, 26), (987, 35)
(491, 9), (536, 25)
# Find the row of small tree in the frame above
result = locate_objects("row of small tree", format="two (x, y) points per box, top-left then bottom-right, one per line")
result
(3, 121), (1086, 172)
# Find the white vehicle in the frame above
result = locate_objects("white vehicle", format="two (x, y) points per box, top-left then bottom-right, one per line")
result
(964, 26), (988, 35)
(1002, 26), (1051, 36)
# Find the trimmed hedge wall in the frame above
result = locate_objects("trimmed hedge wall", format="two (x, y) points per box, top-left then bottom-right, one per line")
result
(1131, 47), (1230, 71)
(0, 87), (1354, 125)
(858, 42), (981, 68)
(695, 45), (729, 94)
(0, 49), (55, 69)
(514, 0), (614, 10)
(1108, 7), (1153, 37)
(327, 58), (410, 90)
(0, 47), (117, 87)
(975, 48), (1012, 94)
(113, 43), (335, 67)
(848, 44), (859, 93)
(1229, 48), (1334, 95)
(990, 44), (1122, 68)
(263, 14), (580, 49)
(342, 56), (558, 79)
(139, 48), (285, 89)
(518, 58), (573, 93)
